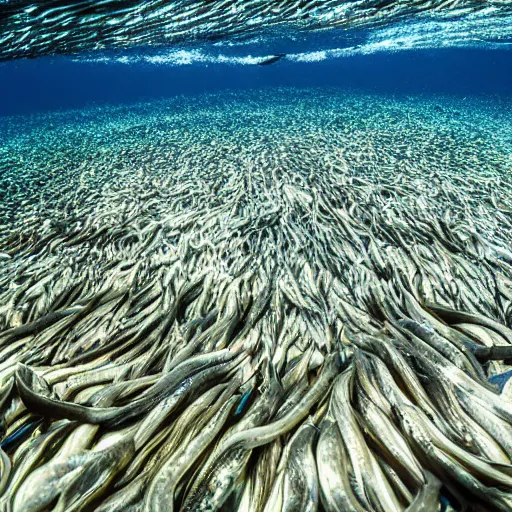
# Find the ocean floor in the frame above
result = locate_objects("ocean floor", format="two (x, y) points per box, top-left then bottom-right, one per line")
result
(0, 88), (512, 511)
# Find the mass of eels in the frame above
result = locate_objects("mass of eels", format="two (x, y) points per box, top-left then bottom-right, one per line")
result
(0, 89), (511, 511)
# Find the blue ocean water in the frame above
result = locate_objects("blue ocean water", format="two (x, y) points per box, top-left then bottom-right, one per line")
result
(1, 48), (511, 116)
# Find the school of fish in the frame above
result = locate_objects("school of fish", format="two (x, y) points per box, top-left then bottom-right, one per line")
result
(0, 90), (511, 511)
(1, 0), (512, 61)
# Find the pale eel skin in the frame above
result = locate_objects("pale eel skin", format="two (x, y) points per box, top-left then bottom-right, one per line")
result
(0, 89), (511, 511)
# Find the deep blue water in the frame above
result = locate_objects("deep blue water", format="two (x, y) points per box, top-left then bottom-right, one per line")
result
(1, 48), (511, 117)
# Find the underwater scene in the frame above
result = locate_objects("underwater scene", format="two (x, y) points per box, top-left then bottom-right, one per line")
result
(1, 2), (512, 511)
